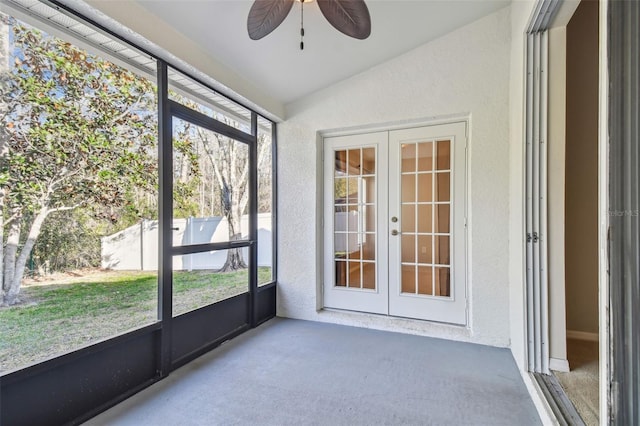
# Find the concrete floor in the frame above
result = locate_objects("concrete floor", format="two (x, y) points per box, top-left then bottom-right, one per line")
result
(86, 318), (540, 426)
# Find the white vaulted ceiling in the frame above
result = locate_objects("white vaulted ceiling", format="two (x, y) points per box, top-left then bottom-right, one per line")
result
(133, 0), (510, 106)
(37, 0), (516, 118)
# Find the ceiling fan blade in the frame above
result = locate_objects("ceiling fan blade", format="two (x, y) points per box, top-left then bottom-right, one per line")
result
(247, 0), (295, 40)
(317, 0), (371, 40)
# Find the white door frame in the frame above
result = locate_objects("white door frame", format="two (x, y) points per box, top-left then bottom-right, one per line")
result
(320, 118), (469, 325)
(322, 131), (389, 315)
(523, 0), (610, 422)
(387, 123), (467, 325)
(597, 0), (609, 422)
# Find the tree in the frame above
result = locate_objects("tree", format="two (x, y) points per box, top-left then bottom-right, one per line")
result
(31, 209), (103, 274)
(1, 15), (10, 305)
(191, 123), (270, 272)
(1, 18), (158, 305)
(172, 120), (202, 220)
(169, 94), (272, 273)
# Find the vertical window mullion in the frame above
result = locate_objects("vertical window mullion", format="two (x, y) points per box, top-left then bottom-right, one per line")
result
(271, 122), (278, 285)
(249, 112), (259, 326)
(157, 60), (173, 377)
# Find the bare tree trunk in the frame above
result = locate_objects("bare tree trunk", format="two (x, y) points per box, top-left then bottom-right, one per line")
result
(0, 203), (4, 304)
(0, 16), (9, 305)
(220, 248), (246, 272)
(3, 217), (20, 305)
(198, 130), (255, 272)
(3, 208), (48, 305)
(219, 206), (247, 272)
(180, 152), (190, 183)
(11, 207), (48, 297)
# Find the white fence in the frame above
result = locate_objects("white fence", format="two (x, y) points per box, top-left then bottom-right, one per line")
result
(101, 214), (273, 271)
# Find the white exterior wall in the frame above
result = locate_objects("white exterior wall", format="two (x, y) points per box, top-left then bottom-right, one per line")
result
(278, 7), (512, 347)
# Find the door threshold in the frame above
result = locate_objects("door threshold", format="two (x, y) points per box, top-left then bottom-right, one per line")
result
(321, 307), (468, 328)
(532, 373), (585, 426)
(317, 308), (479, 346)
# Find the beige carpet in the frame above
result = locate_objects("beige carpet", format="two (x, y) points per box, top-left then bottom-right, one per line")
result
(554, 339), (599, 426)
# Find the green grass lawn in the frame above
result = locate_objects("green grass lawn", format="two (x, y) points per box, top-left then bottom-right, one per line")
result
(0, 267), (272, 374)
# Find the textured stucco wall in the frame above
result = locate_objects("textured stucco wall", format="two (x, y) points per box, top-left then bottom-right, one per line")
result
(278, 7), (512, 347)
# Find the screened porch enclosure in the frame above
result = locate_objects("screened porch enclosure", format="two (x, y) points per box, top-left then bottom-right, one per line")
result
(0, 2), (276, 424)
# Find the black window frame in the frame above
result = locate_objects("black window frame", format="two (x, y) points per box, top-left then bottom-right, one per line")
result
(0, 2), (277, 424)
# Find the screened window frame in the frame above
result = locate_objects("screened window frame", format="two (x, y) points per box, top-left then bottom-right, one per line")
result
(1, 3), (277, 423)
(1, 0), (277, 329)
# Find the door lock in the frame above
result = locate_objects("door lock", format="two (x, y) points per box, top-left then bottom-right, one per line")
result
(391, 229), (399, 236)
(391, 216), (398, 223)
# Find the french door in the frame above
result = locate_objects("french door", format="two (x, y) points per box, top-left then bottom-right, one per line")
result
(323, 122), (467, 325)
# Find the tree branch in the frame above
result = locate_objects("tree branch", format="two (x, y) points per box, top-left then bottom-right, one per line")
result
(45, 167), (83, 198)
(240, 136), (269, 215)
(2, 211), (20, 227)
(198, 130), (225, 191)
(48, 202), (83, 214)
(257, 135), (270, 168)
(110, 94), (144, 124)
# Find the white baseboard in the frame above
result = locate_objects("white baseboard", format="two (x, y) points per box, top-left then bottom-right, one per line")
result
(549, 357), (570, 373)
(566, 330), (599, 342)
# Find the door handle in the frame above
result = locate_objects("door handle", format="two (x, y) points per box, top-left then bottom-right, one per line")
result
(391, 229), (399, 236)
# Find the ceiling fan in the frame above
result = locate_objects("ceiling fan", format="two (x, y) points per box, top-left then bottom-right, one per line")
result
(247, 0), (371, 49)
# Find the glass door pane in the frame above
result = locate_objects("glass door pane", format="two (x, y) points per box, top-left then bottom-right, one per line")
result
(172, 117), (249, 247)
(257, 117), (274, 285)
(400, 139), (451, 298)
(333, 147), (377, 290)
(324, 131), (388, 315)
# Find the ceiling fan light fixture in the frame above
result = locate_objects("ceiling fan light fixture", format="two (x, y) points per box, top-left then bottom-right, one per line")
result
(247, 0), (371, 47)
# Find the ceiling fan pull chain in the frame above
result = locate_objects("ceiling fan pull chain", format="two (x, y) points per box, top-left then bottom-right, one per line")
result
(300, 0), (305, 50)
